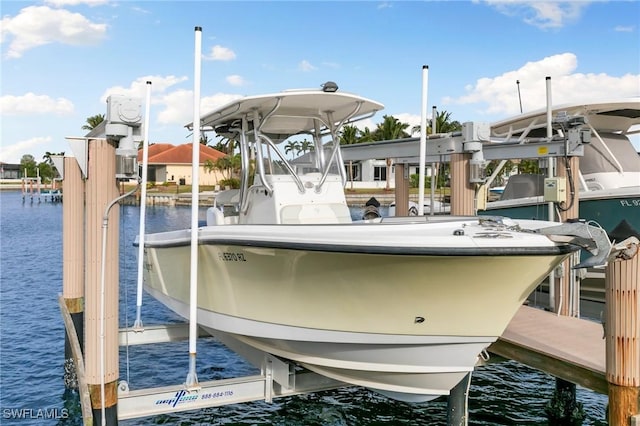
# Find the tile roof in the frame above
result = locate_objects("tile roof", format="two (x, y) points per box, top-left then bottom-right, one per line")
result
(139, 143), (226, 164)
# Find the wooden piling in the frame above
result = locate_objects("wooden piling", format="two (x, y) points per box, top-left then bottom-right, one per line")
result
(85, 139), (120, 425)
(449, 153), (474, 216)
(394, 162), (409, 216)
(63, 156), (86, 387)
(605, 240), (640, 425)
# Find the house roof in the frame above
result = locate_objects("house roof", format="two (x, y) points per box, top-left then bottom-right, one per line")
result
(139, 143), (226, 164)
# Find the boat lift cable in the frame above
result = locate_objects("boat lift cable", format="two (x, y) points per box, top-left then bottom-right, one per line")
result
(120, 199), (131, 386)
(134, 81), (153, 331)
(100, 183), (140, 426)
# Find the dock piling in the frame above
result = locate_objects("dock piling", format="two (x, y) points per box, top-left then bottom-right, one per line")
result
(63, 156), (86, 389)
(605, 238), (640, 425)
(85, 139), (120, 425)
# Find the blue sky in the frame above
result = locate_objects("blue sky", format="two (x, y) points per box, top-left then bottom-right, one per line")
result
(1, 0), (639, 164)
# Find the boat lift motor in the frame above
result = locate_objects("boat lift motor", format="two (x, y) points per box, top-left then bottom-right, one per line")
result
(105, 95), (143, 180)
(462, 122), (490, 184)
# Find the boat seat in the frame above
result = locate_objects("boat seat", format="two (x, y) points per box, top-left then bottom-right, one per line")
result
(206, 207), (226, 225)
(280, 204), (352, 224)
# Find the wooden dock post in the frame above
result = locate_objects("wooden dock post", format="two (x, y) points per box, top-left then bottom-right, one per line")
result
(394, 161), (409, 216)
(62, 156), (86, 388)
(449, 153), (474, 216)
(85, 138), (120, 425)
(605, 239), (640, 425)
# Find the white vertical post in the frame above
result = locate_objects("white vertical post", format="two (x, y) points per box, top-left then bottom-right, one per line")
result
(134, 81), (152, 330)
(186, 26), (202, 389)
(430, 105), (437, 215)
(418, 65), (429, 216)
(546, 76), (556, 309)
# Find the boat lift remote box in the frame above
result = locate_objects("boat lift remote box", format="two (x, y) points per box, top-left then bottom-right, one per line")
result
(543, 177), (567, 203)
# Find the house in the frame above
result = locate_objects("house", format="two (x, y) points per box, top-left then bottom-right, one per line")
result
(291, 146), (437, 190)
(0, 162), (21, 179)
(138, 143), (226, 185)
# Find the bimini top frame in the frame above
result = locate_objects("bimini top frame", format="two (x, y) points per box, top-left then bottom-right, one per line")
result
(186, 85), (383, 210)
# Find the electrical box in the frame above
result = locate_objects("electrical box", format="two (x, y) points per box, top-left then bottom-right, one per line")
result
(544, 177), (567, 203)
(476, 184), (487, 211)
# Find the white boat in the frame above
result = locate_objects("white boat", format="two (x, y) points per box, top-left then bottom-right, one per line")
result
(485, 98), (640, 241)
(141, 84), (610, 402)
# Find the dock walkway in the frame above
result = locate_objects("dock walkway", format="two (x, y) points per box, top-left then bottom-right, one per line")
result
(490, 305), (607, 394)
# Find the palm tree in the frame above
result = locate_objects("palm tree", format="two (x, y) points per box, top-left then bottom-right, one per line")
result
(412, 110), (462, 135)
(299, 139), (314, 154)
(372, 115), (410, 141)
(284, 140), (301, 156)
(82, 114), (105, 131)
(339, 125), (360, 145)
(372, 116), (410, 190)
(433, 111), (462, 133)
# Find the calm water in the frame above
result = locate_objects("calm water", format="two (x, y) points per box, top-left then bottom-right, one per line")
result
(0, 190), (608, 425)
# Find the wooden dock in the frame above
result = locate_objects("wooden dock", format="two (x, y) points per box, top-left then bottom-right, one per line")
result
(490, 305), (607, 394)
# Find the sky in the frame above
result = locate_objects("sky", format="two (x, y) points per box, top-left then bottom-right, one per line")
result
(1, 0), (639, 165)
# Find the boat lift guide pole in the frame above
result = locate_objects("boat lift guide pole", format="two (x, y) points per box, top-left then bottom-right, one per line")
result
(85, 138), (120, 425)
(417, 65), (428, 216)
(545, 77), (556, 310)
(186, 25), (202, 390)
(62, 156), (85, 388)
(133, 81), (152, 330)
(430, 105), (437, 216)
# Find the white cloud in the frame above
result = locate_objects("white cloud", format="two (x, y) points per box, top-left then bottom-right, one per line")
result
(0, 136), (52, 164)
(394, 113), (424, 135)
(614, 25), (635, 33)
(44, 0), (110, 7)
(322, 61), (341, 69)
(226, 75), (246, 86)
(484, 1), (589, 29)
(100, 75), (189, 103)
(204, 45), (236, 61)
(299, 60), (317, 72)
(0, 93), (74, 115)
(1, 6), (107, 58)
(156, 90), (243, 128)
(443, 53), (640, 116)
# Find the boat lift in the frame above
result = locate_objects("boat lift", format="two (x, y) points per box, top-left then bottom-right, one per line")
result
(115, 324), (344, 420)
(58, 26), (602, 425)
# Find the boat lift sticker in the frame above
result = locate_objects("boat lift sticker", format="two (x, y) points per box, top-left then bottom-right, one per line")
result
(155, 390), (198, 407)
(154, 389), (235, 407)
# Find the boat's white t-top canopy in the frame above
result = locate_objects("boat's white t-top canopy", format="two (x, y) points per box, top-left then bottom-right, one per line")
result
(491, 98), (640, 138)
(490, 98), (640, 191)
(190, 84), (384, 224)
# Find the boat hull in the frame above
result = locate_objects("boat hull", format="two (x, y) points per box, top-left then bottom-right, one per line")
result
(143, 228), (569, 401)
(483, 188), (640, 241)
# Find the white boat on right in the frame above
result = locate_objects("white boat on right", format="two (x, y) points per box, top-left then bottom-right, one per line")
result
(482, 98), (640, 242)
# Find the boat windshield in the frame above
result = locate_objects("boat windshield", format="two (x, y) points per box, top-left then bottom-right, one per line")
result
(582, 132), (640, 174)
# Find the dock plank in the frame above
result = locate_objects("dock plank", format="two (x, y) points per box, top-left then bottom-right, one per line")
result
(489, 305), (607, 394)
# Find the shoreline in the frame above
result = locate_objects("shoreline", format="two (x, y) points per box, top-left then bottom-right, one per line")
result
(1, 187), (432, 207)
